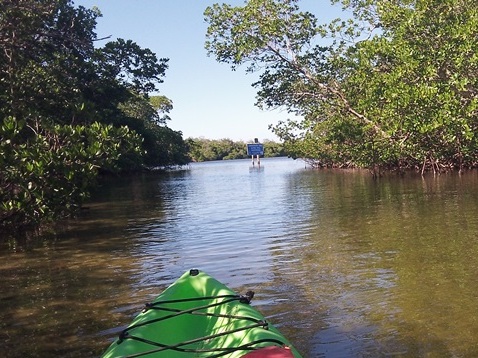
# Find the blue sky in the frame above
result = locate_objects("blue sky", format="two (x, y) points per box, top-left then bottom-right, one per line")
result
(73, 0), (344, 141)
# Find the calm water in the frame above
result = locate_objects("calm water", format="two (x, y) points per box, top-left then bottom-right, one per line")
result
(1, 157), (478, 357)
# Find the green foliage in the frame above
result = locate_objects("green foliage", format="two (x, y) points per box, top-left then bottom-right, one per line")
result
(98, 39), (168, 94)
(149, 95), (173, 124)
(116, 93), (190, 168)
(0, 117), (142, 229)
(262, 139), (286, 158)
(187, 138), (285, 162)
(0, 0), (98, 122)
(142, 126), (190, 168)
(0, 0), (189, 231)
(205, 0), (478, 174)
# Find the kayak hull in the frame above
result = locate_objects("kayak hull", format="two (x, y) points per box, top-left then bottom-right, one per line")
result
(102, 269), (302, 358)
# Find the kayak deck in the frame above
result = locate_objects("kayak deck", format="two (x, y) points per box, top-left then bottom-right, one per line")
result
(102, 269), (302, 358)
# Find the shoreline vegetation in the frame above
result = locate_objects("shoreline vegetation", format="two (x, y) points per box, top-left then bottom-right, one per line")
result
(204, 0), (478, 175)
(186, 137), (286, 162)
(2, 0), (477, 234)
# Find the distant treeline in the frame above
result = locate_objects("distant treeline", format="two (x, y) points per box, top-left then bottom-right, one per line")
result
(186, 138), (286, 162)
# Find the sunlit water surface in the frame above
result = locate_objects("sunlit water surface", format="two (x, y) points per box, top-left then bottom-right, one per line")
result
(1, 157), (478, 357)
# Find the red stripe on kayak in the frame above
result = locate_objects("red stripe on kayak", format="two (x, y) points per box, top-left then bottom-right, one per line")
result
(241, 346), (295, 358)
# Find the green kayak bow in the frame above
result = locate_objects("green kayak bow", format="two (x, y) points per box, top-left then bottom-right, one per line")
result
(102, 269), (303, 358)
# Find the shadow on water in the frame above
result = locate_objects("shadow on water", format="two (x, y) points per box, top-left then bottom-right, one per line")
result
(1, 161), (478, 357)
(0, 173), (184, 357)
(264, 169), (478, 357)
